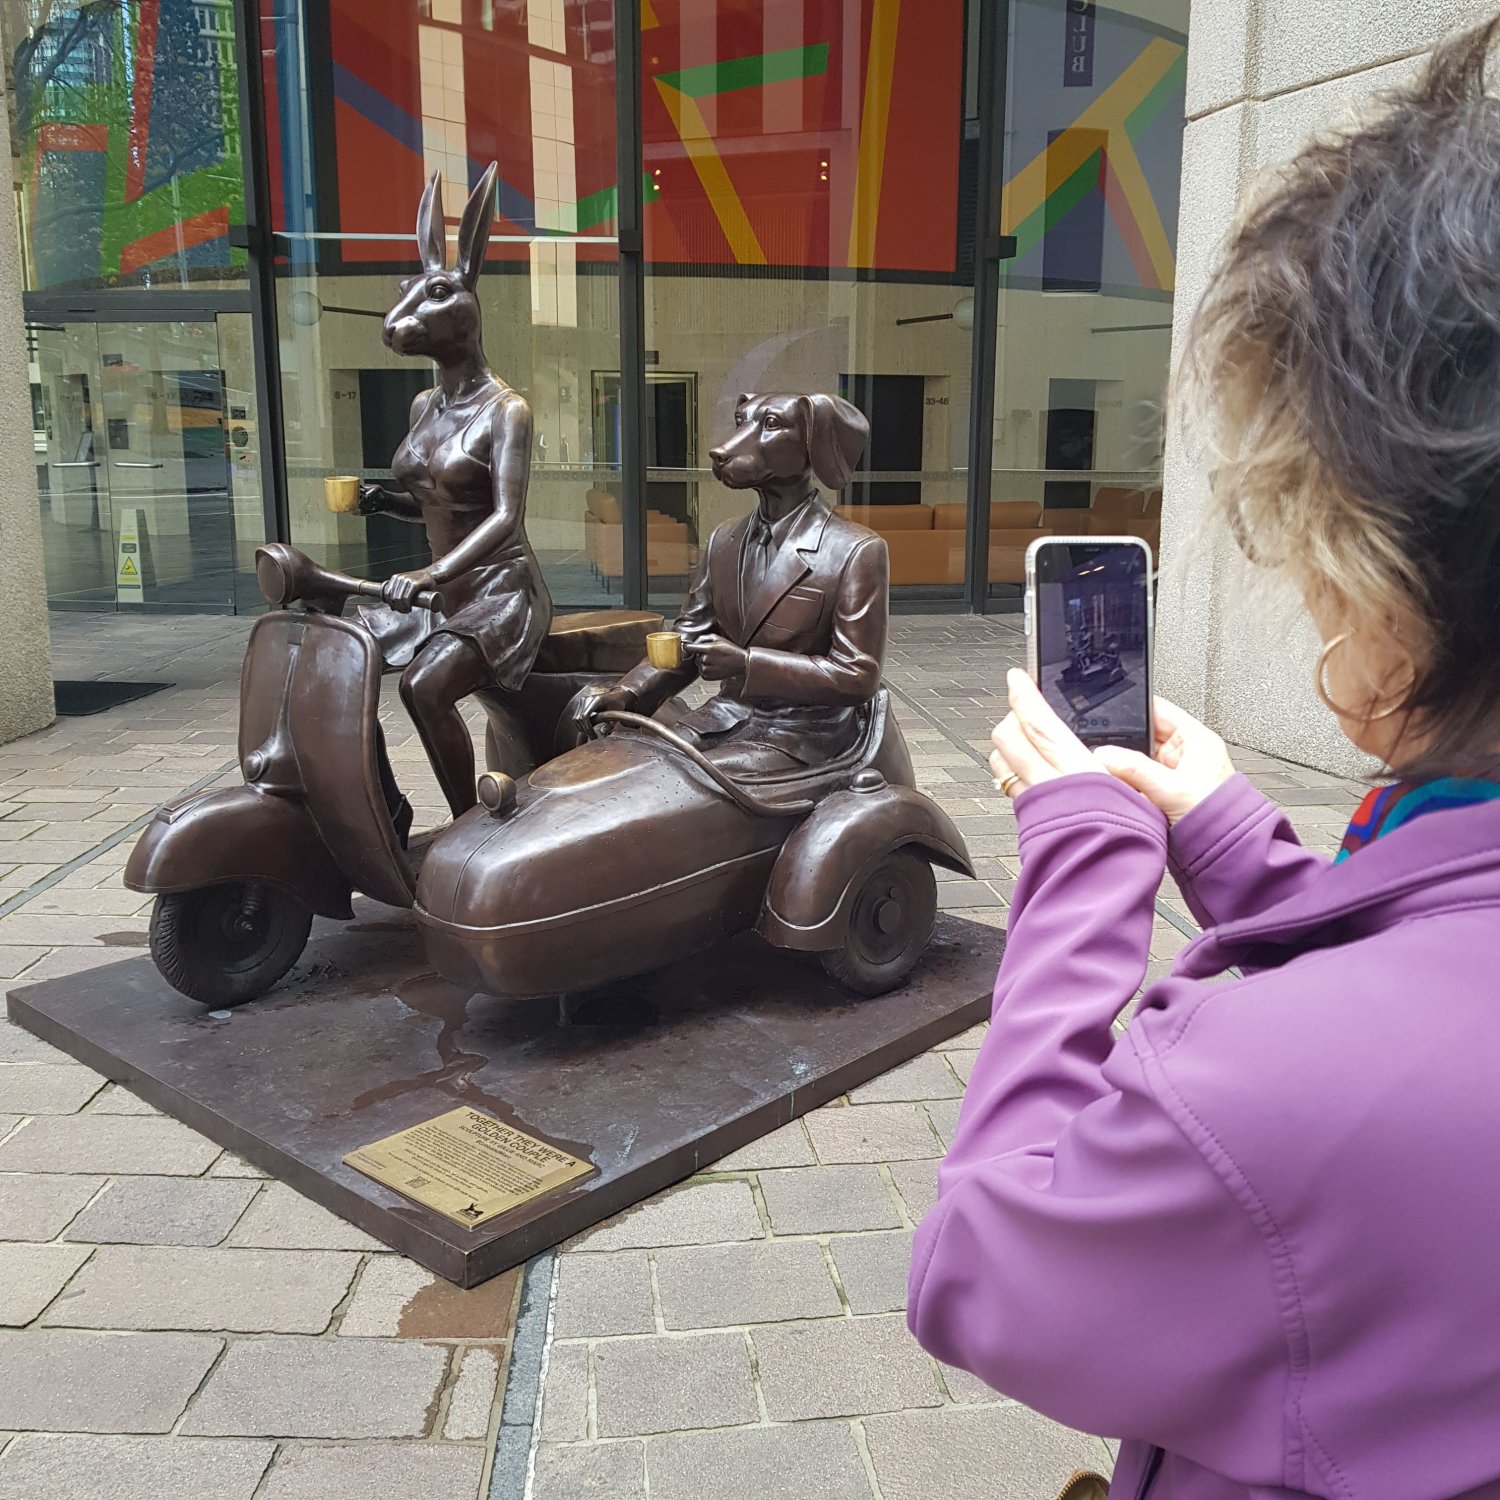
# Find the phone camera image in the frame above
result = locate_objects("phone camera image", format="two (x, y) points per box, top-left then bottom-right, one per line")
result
(1035, 542), (1150, 751)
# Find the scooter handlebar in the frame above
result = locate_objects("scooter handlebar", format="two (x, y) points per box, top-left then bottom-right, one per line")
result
(352, 580), (443, 611)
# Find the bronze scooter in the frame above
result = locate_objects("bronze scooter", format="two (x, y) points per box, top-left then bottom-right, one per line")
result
(125, 543), (658, 1005)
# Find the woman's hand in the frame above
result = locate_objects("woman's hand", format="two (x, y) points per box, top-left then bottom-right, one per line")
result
(381, 568), (438, 613)
(990, 669), (1111, 795)
(1094, 699), (1236, 824)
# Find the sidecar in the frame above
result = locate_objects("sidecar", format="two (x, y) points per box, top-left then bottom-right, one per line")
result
(415, 692), (973, 998)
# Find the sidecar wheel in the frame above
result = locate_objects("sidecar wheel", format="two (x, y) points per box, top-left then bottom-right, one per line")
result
(150, 883), (312, 1007)
(821, 849), (937, 997)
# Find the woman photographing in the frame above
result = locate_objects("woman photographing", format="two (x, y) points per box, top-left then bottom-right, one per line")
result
(910, 19), (1500, 1500)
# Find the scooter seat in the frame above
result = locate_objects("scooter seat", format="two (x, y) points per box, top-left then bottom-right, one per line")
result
(534, 610), (663, 675)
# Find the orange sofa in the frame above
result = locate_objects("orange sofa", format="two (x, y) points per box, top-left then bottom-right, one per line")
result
(584, 488), (698, 589)
(834, 487), (1162, 587)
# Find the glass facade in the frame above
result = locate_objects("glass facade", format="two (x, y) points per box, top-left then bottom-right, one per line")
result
(6, 0), (1188, 626)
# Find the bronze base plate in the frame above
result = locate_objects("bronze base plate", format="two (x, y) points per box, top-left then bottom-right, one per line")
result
(7, 905), (1000, 1286)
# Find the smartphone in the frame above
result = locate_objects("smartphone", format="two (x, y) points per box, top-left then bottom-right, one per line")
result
(1023, 536), (1154, 755)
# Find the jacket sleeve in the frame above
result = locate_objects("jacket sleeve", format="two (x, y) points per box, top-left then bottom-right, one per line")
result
(739, 535), (887, 706)
(908, 776), (1286, 1453)
(1167, 774), (1330, 933)
(614, 526), (722, 711)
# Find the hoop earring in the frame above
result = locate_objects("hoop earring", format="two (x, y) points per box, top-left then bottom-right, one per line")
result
(1315, 631), (1413, 723)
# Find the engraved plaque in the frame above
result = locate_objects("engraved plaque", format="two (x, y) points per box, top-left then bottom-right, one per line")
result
(345, 1107), (594, 1229)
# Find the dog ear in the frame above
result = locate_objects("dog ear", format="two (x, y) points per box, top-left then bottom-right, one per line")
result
(456, 162), (498, 291)
(416, 171), (446, 273)
(734, 392), (758, 424)
(798, 394), (869, 491)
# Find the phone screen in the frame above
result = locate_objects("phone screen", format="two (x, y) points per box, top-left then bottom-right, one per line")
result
(1031, 540), (1151, 753)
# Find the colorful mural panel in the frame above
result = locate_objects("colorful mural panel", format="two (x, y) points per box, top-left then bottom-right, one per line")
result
(13, 0), (245, 290)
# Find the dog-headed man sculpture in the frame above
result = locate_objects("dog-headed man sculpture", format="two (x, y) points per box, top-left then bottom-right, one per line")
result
(571, 392), (885, 773)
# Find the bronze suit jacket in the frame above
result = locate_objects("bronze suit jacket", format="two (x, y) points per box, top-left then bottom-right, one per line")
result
(617, 496), (889, 763)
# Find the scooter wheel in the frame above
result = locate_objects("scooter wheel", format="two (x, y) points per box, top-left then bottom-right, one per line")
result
(821, 848), (937, 997)
(149, 883), (313, 1007)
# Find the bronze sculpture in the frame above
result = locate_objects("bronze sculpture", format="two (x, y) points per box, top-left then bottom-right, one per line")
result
(123, 172), (973, 1008)
(354, 163), (553, 817)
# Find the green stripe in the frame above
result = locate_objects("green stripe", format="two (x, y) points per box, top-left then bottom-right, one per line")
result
(657, 43), (829, 101)
(1008, 150), (1103, 261)
(1124, 50), (1187, 141)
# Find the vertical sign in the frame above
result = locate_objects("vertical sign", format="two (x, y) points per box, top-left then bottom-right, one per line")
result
(1064, 0), (1095, 88)
(115, 507), (145, 604)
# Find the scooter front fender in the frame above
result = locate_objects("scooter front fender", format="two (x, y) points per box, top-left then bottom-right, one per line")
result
(125, 785), (354, 920)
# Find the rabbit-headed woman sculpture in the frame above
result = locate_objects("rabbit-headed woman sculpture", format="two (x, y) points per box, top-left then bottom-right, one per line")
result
(356, 163), (553, 817)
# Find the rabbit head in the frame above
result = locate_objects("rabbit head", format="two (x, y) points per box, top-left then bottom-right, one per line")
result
(383, 162), (498, 363)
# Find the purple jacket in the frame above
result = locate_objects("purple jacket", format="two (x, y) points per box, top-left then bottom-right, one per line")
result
(909, 773), (1500, 1500)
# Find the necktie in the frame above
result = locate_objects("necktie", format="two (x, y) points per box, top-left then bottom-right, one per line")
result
(742, 508), (775, 604)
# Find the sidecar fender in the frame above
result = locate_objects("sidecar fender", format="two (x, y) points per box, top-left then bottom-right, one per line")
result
(758, 784), (974, 951)
(125, 785), (354, 920)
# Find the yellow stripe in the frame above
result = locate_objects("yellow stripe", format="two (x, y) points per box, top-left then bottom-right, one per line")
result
(845, 0), (901, 268)
(1102, 134), (1176, 290)
(1001, 38), (1181, 235)
(656, 81), (767, 265)
(641, 0), (659, 27)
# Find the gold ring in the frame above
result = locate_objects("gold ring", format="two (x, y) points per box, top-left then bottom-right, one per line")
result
(999, 773), (1021, 798)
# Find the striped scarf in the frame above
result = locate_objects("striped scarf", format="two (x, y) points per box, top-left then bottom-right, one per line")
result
(1336, 777), (1500, 863)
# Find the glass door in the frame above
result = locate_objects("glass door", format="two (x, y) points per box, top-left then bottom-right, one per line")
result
(30, 319), (263, 613)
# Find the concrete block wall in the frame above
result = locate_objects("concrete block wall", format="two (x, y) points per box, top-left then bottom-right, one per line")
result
(0, 82), (54, 746)
(1155, 0), (1494, 775)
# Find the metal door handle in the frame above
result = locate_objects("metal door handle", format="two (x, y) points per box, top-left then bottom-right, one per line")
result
(113, 461), (163, 469)
(51, 460), (100, 468)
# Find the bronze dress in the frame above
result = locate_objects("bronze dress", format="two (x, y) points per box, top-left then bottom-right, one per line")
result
(357, 386), (552, 692)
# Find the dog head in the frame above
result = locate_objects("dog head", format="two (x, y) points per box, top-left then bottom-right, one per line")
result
(709, 392), (869, 493)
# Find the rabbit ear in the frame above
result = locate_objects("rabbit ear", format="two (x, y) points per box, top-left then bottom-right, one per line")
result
(416, 171), (446, 273)
(798, 393), (869, 491)
(456, 162), (498, 291)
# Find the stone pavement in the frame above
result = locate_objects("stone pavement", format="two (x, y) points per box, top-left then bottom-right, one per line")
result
(0, 613), (1370, 1499)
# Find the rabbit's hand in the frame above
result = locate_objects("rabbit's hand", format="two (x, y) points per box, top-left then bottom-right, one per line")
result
(381, 568), (438, 613)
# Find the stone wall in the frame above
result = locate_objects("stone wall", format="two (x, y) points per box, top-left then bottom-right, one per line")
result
(1155, 0), (1493, 775)
(0, 84), (52, 745)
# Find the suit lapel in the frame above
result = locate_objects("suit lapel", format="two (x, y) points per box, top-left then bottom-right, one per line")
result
(741, 498), (830, 643)
(712, 514), (751, 642)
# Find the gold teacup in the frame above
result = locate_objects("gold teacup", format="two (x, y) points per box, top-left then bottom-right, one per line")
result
(324, 475), (361, 514)
(646, 631), (684, 670)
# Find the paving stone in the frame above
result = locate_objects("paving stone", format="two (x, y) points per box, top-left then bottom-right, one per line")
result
(209, 1152), (269, 1178)
(228, 1183), (381, 1251)
(0, 1115), (220, 1176)
(946, 1049), (981, 1084)
(255, 1441), (487, 1499)
(0, 948), (46, 981)
(708, 1120), (817, 1171)
(43, 1246), (359, 1333)
(889, 1159), (939, 1222)
(0, 1243), (91, 1325)
(552, 1250), (655, 1337)
(442, 1345), (503, 1440)
(805, 1104), (942, 1164)
(830, 1231), (915, 1314)
(940, 1360), (1001, 1403)
(594, 1331), (757, 1437)
(0, 1435), (273, 1500)
(0, 1173), (101, 1240)
(863, 1405), (1107, 1500)
(572, 1179), (763, 1251)
(0, 1022), (67, 1064)
(65, 1177), (258, 1247)
(539, 1343), (590, 1442)
(647, 1421), (874, 1500)
(182, 1336), (450, 1437)
(753, 1315), (942, 1420)
(758, 1165), (902, 1234)
(0, 1330), (222, 1432)
(847, 1054), (963, 1105)
(655, 1240), (841, 1329)
(532, 1440), (646, 1500)
(86, 1084), (160, 1115)
(338, 1256), (519, 1338)
(925, 1099), (963, 1150)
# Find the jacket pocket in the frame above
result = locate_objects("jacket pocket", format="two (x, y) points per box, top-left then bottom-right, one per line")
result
(765, 586), (825, 634)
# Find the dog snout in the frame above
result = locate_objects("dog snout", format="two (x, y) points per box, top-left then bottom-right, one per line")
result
(708, 445), (727, 467)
